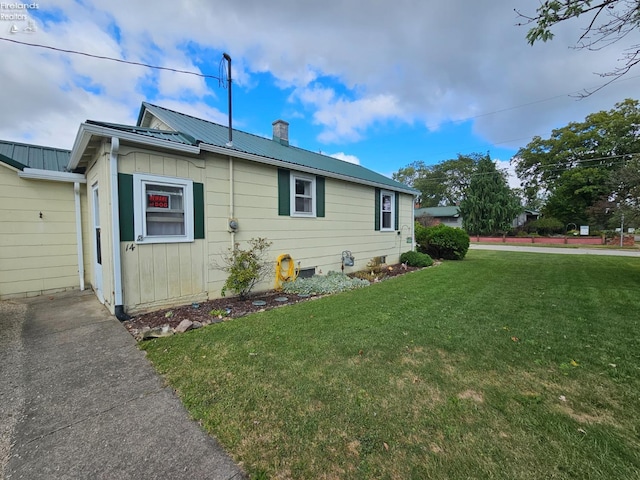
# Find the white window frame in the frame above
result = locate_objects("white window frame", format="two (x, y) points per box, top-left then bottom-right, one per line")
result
(290, 172), (316, 217)
(133, 173), (194, 244)
(380, 189), (395, 231)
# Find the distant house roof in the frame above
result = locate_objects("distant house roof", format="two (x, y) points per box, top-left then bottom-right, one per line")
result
(0, 139), (70, 172)
(136, 102), (418, 194)
(415, 206), (460, 218)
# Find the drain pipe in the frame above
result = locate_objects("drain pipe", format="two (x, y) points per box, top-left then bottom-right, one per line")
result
(74, 182), (85, 291)
(109, 137), (130, 321)
(229, 156), (236, 249)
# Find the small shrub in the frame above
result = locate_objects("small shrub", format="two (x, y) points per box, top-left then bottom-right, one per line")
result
(215, 237), (273, 298)
(400, 250), (434, 267)
(415, 223), (469, 260)
(527, 217), (564, 235)
(281, 271), (369, 296)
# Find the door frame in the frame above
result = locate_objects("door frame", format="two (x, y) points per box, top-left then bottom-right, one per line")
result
(92, 182), (104, 303)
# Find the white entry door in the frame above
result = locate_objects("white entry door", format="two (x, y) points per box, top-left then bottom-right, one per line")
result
(92, 184), (104, 303)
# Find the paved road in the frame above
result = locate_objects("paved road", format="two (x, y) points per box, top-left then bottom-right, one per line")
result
(470, 243), (640, 257)
(1, 290), (245, 480)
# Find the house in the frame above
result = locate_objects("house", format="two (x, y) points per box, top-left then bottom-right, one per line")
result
(512, 209), (541, 228)
(414, 205), (540, 230)
(1, 103), (418, 317)
(414, 206), (462, 228)
(0, 140), (87, 299)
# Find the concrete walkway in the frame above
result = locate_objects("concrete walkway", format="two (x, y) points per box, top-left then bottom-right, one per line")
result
(470, 243), (640, 257)
(1, 290), (245, 480)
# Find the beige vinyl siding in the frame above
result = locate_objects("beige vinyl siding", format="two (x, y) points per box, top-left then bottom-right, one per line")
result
(0, 163), (80, 299)
(204, 155), (415, 298)
(118, 146), (207, 313)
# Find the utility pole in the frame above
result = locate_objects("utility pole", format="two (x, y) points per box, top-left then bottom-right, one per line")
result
(620, 213), (625, 247)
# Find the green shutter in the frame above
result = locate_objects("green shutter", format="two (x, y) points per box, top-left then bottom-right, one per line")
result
(374, 188), (381, 231)
(118, 173), (134, 242)
(316, 176), (325, 217)
(193, 182), (205, 239)
(278, 168), (290, 216)
(394, 192), (400, 230)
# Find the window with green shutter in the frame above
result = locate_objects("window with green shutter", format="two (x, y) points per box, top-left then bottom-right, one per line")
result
(278, 168), (325, 218)
(118, 173), (204, 242)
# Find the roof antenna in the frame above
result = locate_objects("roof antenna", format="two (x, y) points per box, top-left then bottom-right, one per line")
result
(222, 53), (233, 147)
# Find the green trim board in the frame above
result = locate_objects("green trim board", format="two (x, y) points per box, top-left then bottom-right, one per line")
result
(193, 182), (205, 239)
(316, 176), (325, 218)
(0, 152), (26, 171)
(374, 188), (381, 231)
(278, 168), (290, 216)
(118, 173), (135, 242)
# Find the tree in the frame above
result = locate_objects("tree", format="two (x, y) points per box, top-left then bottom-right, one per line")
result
(459, 155), (522, 235)
(392, 154), (479, 207)
(543, 167), (611, 225)
(517, 0), (640, 93)
(513, 99), (640, 227)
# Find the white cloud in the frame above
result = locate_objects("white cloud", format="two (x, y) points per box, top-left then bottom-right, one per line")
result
(329, 152), (360, 165)
(494, 159), (521, 190)
(292, 85), (406, 143)
(2, 0), (640, 152)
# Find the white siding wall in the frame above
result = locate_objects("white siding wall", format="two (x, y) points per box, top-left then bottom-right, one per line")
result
(0, 163), (81, 299)
(205, 155), (415, 298)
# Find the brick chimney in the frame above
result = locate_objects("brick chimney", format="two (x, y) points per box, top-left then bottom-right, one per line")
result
(272, 119), (289, 146)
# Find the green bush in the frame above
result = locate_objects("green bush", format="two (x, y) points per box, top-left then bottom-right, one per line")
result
(400, 250), (434, 267)
(415, 223), (469, 260)
(216, 237), (273, 298)
(526, 217), (564, 235)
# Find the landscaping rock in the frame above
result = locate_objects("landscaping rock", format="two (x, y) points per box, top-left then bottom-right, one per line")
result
(175, 319), (194, 333)
(192, 321), (203, 329)
(141, 325), (174, 340)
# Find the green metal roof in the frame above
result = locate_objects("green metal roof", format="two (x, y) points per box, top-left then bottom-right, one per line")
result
(415, 206), (460, 218)
(137, 102), (418, 193)
(85, 120), (198, 146)
(0, 139), (70, 172)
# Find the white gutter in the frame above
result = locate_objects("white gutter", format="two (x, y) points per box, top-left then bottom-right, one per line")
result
(74, 182), (85, 291)
(19, 168), (86, 183)
(200, 143), (419, 196)
(68, 122), (200, 171)
(109, 137), (129, 321)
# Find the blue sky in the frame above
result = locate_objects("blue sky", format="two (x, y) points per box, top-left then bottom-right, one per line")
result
(1, 0), (639, 185)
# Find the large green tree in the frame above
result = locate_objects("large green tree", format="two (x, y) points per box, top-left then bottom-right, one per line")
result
(459, 155), (522, 236)
(518, 1), (640, 91)
(392, 154), (479, 207)
(513, 99), (640, 227)
(544, 167), (611, 225)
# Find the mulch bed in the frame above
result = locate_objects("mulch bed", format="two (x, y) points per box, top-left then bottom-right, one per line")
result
(123, 264), (421, 337)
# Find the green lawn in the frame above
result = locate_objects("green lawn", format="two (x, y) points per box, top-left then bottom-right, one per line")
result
(141, 250), (640, 479)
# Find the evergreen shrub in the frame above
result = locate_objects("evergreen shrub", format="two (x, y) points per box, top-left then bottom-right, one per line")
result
(415, 223), (469, 260)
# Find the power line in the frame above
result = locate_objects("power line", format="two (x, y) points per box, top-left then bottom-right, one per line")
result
(0, 36), (223, 81)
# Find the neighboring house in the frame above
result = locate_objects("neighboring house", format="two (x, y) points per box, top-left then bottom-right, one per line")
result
(0, 140), (87, 299)
(1, 103), (418, 317)
(512, 209), (541, 228)
(414, 206), (462, 228)
(414, 206), (539, 230)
